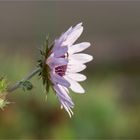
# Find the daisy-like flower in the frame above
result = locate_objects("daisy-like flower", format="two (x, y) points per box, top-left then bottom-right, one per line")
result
(45, 23), (93, 117)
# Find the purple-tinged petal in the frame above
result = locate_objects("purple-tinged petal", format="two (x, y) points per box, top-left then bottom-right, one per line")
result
(62, 23), (83, 47)
(52, 26), (72, 51)
(53, 85), (74, 117)
(53, 46), (68, 57)
(47, 57), (68, 68)
(50, 73), (70, 87)
(61, 101), (73, 117)
(53, 84), (74, 107)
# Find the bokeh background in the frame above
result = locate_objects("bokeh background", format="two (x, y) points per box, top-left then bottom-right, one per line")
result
(0, 1), (140, 139)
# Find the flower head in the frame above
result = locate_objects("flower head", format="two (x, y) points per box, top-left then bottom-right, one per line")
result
(41, 23), (93, 117)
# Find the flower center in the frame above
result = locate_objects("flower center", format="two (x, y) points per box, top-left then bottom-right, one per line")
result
(54, 53), (68, 76)
(55, 65), (67, 76)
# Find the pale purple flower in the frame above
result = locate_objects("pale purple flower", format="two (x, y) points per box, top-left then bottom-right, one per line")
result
(46, 23), (93, 117)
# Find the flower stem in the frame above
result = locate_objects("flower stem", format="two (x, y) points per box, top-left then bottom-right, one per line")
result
(7, 67), (41, 93)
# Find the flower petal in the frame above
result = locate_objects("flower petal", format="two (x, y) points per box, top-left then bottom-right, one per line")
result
(47, 57), (68, 68)
(67, 64), (86, 73)
(69, 53), (93, 64)
(51, 73), (70, 87)
(61, 101), (73, 117)
(66, 73), (86, 82)
(68, 42), (90, 54)
(64, 76), (85, 93)
(53, 84), (74, 107)
(53, 26), (72, 50)
(54, 46), (68, 57)
(60, 26), (72, 41)
(53, 84), (74, 117)
(62, 23), (83, 46)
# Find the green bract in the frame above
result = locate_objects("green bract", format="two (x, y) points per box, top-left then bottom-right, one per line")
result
(38, 37), (53, 93)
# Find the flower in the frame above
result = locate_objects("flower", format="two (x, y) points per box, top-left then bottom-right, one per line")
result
(46, 23), (93, 117)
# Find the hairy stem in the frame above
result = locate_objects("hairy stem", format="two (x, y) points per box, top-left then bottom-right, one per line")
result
(7, 67), (41, 93)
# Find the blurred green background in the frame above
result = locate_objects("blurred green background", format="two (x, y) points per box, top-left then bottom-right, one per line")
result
(0, 1), (140, 139)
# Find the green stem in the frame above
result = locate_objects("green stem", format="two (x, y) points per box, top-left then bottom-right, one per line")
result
(7, 67), (41, 93)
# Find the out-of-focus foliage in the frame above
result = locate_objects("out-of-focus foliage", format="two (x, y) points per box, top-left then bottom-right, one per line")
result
(0, 77), (7, 93)
(0, 77), (10, 110)
(0, 50), (140, 139)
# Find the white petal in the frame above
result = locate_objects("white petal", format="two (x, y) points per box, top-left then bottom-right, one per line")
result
(53, 84), (74, 117)
(64, 76), (85, 93)
(53, 28), (72, 51)
(53, 29), (71, 51)
(68, 42), (90, 54)
(51, 73), (70, 87)
(69, 53), (93, 64)
(67, 64), (86, 73)
(57, 85), (73, 103)
(66, 73), (86, 82)
(63, 101), (74, 114)
(58, 94), (74, 108)
(61, 101), (73, 117)
(53, 84), (74, 107)
(58, 26), (73, 43)
(53, 23), (83, 50)
(62, 26), (72, 38)
(62, 23), (83, 46)
(68, 58), (85, 67)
